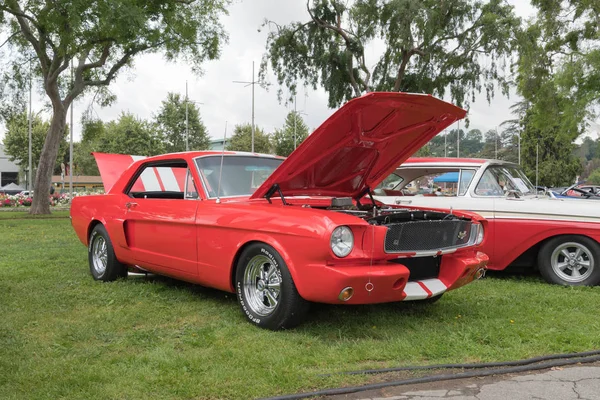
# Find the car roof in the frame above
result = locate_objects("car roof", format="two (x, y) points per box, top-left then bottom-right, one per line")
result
(403, 157), (518, 168)
(141, 151), (285, 162)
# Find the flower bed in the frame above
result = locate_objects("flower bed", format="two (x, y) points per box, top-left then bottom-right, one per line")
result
(0, 192), (103, 208)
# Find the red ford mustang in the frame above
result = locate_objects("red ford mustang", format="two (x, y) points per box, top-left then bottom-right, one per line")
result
(70, 92), (488, 330)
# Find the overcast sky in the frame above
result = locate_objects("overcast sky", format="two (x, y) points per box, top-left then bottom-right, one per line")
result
(0, 0), (540, 143)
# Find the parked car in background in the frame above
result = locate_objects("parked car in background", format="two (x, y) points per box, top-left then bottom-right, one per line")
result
(374, 158), (600, 286)
(549, 183), (600, 200)
(70, 93), (488, 330)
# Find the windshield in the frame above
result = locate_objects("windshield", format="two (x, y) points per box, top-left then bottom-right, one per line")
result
(475, 165), (536, 196)
(195, 156), (283, 198)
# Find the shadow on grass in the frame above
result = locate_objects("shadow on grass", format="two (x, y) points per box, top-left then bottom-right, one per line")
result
(121, 272), (449, 337)
(124, 272), (238, 306)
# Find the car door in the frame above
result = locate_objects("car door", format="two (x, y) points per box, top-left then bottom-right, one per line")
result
(123, 160), (199, 276)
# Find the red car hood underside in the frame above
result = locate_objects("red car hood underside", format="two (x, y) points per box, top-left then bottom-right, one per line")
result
(251, 92), (466, 200)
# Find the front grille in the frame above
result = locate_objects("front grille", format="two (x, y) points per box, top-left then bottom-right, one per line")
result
(384, 220), (473, 253)
(389, 256), (440, 281)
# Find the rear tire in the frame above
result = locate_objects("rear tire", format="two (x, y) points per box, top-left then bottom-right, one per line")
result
(235, 243), (309, 330)
(538, 235), (600, 286)
(88, 224), (127, 282)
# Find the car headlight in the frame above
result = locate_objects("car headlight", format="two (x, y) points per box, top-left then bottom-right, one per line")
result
(476, 224), (484, 245)
(330, 226), (354, 258)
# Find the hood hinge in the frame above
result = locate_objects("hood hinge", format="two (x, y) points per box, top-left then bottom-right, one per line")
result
(264, 183), (288, 205)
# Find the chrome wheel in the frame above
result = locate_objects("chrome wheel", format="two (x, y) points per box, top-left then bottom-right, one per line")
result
(91, 235), (108, 276)
(243, 254), (282, 317)
(551, 242), (594, 283)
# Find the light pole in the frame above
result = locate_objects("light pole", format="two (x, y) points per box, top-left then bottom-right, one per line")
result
(69, 60), (74, 199)
(495, 127), (498, 159)
(233, 61), (261, 152)
(293, 95), (308, 150)
(518, 132), (521, 164)
(28, 56), (32, 191)
(184, 81), (204, 151)
(444, 130), (447, 157)
(457, 120), (460, 157)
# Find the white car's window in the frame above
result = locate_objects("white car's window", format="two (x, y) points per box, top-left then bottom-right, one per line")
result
(475, 165), (535, 196)
(195, 156), (283, 198)
(403, 170), (461, 197)
(458, 169), (476, 196)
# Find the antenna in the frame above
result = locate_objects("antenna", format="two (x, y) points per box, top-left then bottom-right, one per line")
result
(216, 121), (228, 204)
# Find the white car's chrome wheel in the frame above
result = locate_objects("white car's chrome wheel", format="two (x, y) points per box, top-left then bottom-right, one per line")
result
(550, 242), (594, 283)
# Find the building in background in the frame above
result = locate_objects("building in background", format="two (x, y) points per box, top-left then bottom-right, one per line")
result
(52, 175), (104, 193)
(209, 138), (228, 151)
(0, 144), (20, 187)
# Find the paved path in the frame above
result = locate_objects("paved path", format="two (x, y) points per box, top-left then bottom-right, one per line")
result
(329, 365), (600, 400)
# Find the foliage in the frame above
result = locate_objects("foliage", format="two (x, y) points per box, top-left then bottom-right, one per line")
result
(74, 114), (165, 176)
(2, 112), (68, 175)
(261, 0), (520, 108)
(225, 123), (271, 154)
(587, 169), (600, 185)
(513, 1), (600, 187)
(272, 111), (309, 156)
(0, 0), (230, 213)
(155, 92), (210, 153)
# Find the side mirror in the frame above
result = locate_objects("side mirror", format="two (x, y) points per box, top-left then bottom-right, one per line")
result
(506, 190), (521, 199)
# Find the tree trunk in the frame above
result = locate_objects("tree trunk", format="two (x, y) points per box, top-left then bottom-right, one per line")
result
(29, 105), (67, 214)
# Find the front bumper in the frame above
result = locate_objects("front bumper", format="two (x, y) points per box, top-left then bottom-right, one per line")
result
(293, 251), (488, 304)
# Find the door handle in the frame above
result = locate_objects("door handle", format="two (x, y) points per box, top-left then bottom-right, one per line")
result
(126, 202), (138, 210)
(395, 199), (412, 205)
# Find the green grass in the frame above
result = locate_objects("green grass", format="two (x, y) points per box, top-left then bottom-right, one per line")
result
(1, 216), (599, 399)
(0, 210), (70, 219)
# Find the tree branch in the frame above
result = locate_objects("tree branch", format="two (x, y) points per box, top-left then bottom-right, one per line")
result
(3, 1), (51, 74)
(306, 0), (363, 95)
(0, 31), (19, 50)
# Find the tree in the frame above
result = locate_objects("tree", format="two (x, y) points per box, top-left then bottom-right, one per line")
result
(588, 169), (600, 185)
(261, 0), (520, 108)
(272, 111), (309, 156)
(513, 1), (600, 186)
(226, 124), (271, 154)
(2, 112), (68, 178)
(74, 114), (165, 176)
(155, 93), (210, 153)
(0, 0), (229, 214)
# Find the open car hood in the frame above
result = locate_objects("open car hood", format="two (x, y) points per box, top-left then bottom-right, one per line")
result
(251, 92), (466, 200)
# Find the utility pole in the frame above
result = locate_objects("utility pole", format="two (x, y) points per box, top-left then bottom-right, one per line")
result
(183, 81), (204, 151)
(233, 61), (260, 152)
(457, 120), (460, 158)
(518, 133), (521, 165)
(495, 127), (498, 159)
(293, 95), (308, 150)
(69, 60), (74, 199)
(444, 130), (447, 157)
(28, 56), (32, 191)
(185, 80), (189, 151)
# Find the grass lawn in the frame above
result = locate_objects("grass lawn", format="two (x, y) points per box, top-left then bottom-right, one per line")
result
(1, 212), (599, 399)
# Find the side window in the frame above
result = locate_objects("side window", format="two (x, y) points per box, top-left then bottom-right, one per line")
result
(405, 170), (460, 197)
(126, 161), (188, 200)
(457, 169), (476, 196)
(475, 169), (504, 196)
(185, 169), (199, 199)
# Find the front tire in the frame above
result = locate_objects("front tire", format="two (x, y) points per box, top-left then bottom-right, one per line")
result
(88, 224), (127, 282)
(235, 243), (309, 330)
(538, 235), (600, 286)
